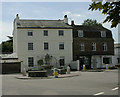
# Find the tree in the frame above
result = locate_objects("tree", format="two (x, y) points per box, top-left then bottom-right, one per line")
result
(0, 36), (13, 53)
(89, 2), (120, 28)
(37, 59), (44, 66)
(82, 19), (102, 26)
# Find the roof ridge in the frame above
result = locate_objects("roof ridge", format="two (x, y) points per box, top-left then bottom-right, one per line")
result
(20, 19), (63, 21)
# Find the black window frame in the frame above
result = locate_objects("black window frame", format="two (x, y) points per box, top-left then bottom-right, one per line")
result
(59, 58), (65, 66)
(28, 57), (34, 67)
(59, 30), (64, 36)
(44, 30), (48, 36)
(28, 43), (33, 50)
(44, 42), (49, 50)
(28, 31), (33, 36)
(59, 43), (64, 50)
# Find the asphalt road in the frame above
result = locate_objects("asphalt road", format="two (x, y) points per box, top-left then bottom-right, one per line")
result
(2, 70), (119, 95)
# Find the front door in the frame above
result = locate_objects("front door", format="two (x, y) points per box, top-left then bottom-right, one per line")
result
(79, 57), (84, 70)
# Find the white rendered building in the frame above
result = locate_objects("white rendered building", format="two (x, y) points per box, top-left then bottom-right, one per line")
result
(13, 14), (73, 71)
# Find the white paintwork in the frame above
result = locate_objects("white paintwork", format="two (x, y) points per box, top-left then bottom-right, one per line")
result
(112, 43), (120, 66)
(118, 23), (120, 43)
(91, 55), (113, 68)
(13, 16), (73, 71)
(64, 16), (68, 24)
(77, 60), (80, 71)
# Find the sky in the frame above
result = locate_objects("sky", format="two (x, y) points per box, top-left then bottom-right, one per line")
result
(0, 2), (119, 43)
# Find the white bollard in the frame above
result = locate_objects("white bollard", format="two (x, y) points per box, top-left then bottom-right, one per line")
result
(53, 68), (58, 78)
(67, 66), (70, 74)
(77, 60), (80, 71)
(83, 65), (86, 70)
(22, 68), (26, 76)
(106, 64), (109, 70)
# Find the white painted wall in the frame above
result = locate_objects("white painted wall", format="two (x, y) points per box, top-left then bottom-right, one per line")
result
(91, 55), (113, 68)
(112, 44), (120, 66)
(15, 28), (73, 71)
(91, 56), (102, 68)
(118, 23), (120, 43)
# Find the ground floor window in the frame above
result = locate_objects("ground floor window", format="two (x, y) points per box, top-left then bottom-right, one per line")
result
(59, 57), (65, 66)
(28, 57), (34, 67)
(117, 58), (120, 64)
(103, 57), (110, 64)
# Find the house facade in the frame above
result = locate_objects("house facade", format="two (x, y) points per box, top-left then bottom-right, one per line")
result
(13, 14), (73, 71)
(72, 21), (114, 69)
(112, 22), (120, 66)
(112, 43), (120, 66)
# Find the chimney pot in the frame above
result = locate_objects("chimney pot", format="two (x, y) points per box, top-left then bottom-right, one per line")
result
(71, 20), (74, 25)
(64, 15), (67, 18)
(64, 15), (68, 24)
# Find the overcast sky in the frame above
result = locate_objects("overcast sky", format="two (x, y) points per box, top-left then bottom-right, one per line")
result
(0, 2), (119, 43)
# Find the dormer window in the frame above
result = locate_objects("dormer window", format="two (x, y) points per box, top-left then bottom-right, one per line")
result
(78, 30), (83, 37)
(101, 31), (106, 37)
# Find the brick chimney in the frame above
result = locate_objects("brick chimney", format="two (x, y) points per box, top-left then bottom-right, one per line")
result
(15, 14), (20, 25)
(64, 15), (68, 24)
(71, 20), (74, 26)
(16, 14), (19, 20)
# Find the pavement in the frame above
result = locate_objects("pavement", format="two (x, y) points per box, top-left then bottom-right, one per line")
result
(16, 71), (81, 79)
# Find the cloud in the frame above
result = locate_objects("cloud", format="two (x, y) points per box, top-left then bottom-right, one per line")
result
(63, 11), (82, 17)
(73, 14), (81, 17)
(0, 21), (13, 43)
(64, 11), (71, 15)
(103, 22), (118, 42)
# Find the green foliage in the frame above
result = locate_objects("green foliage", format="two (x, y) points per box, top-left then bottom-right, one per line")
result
(89, 2), (120, 28)
(82, 19), (102, 26)
(37, 59), (44, 66)
(0, 36), (13, 53)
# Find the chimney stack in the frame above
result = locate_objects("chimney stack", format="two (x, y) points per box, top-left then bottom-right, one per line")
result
(64, 15), (68, 24)
(16, 14), (19, 20)
(71, 20), (74, 26)
(15, 14), (20, 25)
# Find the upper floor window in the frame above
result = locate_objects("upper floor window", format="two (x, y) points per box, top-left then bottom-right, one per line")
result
(28, 43), (33, 50)
(28, 57), (34, 67)
(59, 30), (64, 36)
(28, 31), (33, 36)
(92, 43), (96, 51)
(101, 31), (106, 37)
(44, 30), (48, 36)
(78, 30), (83, 37)
(80, 43), (85, 51)
(103, 43), (107, 51)
(44, 42), (49, 50)
(59, 42), (64, 50)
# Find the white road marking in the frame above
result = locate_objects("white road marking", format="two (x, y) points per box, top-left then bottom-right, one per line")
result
(94, 92), (104, 96)
(112, 87), (119, 91)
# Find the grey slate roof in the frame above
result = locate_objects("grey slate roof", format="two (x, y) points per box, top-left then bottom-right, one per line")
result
(73, 25), (111, 32)
(17, 19), (72, 29)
